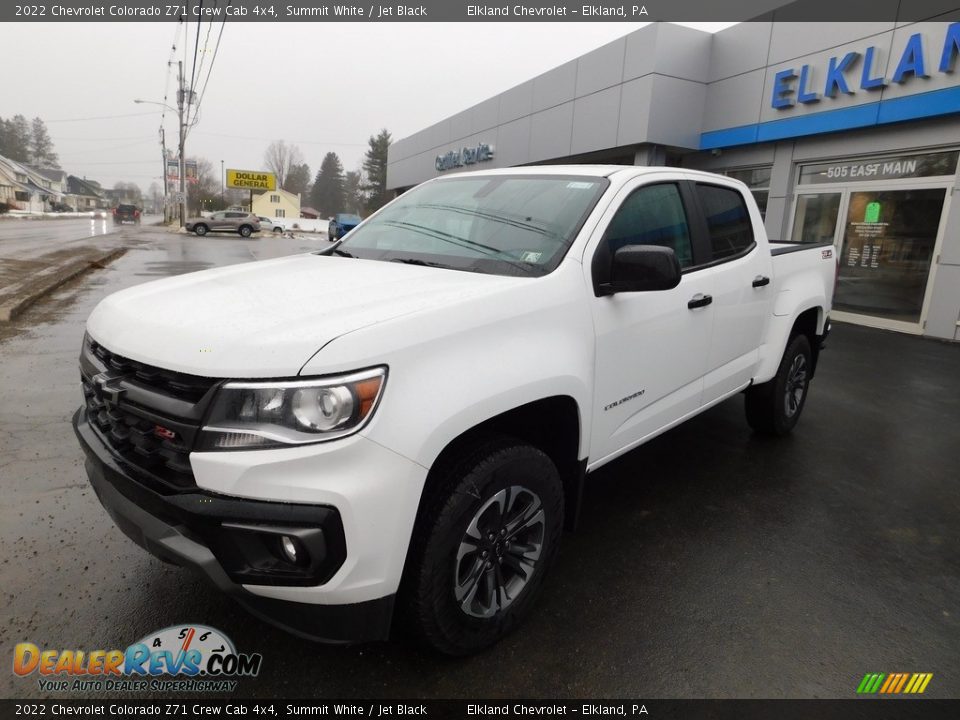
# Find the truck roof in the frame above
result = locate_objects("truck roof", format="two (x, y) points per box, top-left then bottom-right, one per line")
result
(431, 165), (738, 183)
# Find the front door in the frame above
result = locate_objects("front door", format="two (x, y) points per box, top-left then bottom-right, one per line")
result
(834, 189), (947, 327)
(588, 181), (714, 467)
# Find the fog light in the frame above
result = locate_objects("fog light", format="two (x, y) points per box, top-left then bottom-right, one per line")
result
(281, 535), (299, 564)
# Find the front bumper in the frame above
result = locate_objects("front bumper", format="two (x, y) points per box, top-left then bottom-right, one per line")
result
(73, 408), (394, 643)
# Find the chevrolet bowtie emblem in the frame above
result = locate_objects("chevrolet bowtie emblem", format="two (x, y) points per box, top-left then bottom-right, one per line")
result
(93, 373), (126, 407)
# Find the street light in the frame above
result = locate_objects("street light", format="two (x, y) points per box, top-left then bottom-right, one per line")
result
(135, 69), (187, 228)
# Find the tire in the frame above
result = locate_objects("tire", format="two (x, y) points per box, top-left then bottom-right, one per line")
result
(193, 224), (209, 236)
(399, 436), (564, 655)
(238, 225), (252, 238)
(745, 333), (813, 436)
(273, 227), (282, 233)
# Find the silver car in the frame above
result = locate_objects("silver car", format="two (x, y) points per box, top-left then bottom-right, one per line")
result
(186, 211), (260, 237)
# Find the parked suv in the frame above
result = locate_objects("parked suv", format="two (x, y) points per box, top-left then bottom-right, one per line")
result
(328, 213), (361, 240)
(257, 216), (287, 233)
(112, 204), (140, 225)
(185, 211), (260, 237)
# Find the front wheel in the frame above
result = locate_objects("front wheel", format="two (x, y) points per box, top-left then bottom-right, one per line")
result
(400, 437), (564, 655)
(193, 224), (209, 236)
(745, 333), (812, 436)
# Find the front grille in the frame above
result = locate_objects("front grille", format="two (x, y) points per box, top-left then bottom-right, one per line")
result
(88, 339), (216, 404)
(80, 337), (221, 491)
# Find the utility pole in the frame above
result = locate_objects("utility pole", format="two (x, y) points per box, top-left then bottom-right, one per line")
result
(177, 60), (187, 227)
(159, 127), (168, 223)
(220, 159), (224, 209)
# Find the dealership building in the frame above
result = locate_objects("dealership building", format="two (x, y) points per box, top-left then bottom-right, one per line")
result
(386, 18), (960, 341)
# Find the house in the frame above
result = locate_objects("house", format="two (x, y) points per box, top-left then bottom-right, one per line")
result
(0, 154), (59, 213)
(252, 187), (300, 220)
(67, 176), (106, 211)
(29, 166), (71, 209)
(299, 206), (320, 219)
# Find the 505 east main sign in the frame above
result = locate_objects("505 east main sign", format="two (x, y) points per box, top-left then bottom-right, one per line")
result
(770, 22), (960, 109)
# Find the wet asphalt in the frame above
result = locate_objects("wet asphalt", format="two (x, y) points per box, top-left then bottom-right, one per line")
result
(1, 225), (958, 700)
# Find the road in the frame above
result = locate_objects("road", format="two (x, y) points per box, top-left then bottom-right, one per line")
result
(1, 225), (958, 699)
(0, 215), (161, 260)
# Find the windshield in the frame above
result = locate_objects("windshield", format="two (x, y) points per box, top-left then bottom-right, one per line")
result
(338, 214), (361, 224)
(332, 174), (608, 277)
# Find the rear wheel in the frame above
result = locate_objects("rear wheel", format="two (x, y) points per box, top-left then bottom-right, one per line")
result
(193, 224), (209, 236)
(745, 333), (812, 436)
(238, 225), (252, 238)
(400, 437), (563, 655)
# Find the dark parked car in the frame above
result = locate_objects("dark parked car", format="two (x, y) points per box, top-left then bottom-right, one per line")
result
(112, 204), (141, 225)
(185, 211), (260, 237)
(328, 213), (361, 241)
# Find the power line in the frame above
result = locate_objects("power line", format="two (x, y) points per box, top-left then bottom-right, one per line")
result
(57, 139), (157, 157)
(193, 130), (367, 146)
(46, 111), (159, 123)
(188, 5), (217, 127)
(66, 159), (159, 165)
(188, 0), (204, 116)
(189, 2), (230, 134)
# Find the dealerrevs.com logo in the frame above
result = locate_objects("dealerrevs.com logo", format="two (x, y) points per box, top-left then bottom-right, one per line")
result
(13, 625), (262, 693)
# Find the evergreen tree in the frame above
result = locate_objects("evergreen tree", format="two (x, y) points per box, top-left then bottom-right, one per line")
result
(0, 115), (32, 162)
(343, 170), (364, 215)
(310, 152), (345, 217)
(285, 162), (311, 199)
(30, 117), (59, 167)
(362, 129), (391, 213)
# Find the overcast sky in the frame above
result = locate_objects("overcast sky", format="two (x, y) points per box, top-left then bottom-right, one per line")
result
(5, 21), (733, 190)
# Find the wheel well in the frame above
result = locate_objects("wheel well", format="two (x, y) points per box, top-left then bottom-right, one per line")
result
(416, 396), (584, 532)
(791, 307), (822, 375)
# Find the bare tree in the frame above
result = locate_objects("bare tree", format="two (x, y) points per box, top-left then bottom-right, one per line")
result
(263, 140), (305, 190)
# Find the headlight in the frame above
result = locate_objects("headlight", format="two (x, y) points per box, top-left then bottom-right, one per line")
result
(198, 367), (386, 451)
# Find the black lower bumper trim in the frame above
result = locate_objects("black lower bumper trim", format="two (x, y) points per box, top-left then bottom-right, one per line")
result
(73, 408), (393, 644)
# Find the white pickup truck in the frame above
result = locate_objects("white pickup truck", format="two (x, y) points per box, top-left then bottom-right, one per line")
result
(74, 166), (835, 654)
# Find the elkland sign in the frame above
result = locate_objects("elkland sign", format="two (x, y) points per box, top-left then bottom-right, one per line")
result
(436, 142), (495, 172)
(771, 22), (960, 109)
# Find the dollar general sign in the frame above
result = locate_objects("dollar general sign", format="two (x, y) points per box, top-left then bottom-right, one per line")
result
(226, 169), (276, 191)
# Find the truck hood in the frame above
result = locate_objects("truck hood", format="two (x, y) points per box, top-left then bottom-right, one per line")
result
(86, 254), (522, 378)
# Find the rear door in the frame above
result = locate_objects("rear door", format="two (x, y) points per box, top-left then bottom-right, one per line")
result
(587, 178), (715, 466)
(689, 181), (773, 404)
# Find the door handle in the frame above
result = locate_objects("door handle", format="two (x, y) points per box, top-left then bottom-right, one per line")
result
(752, 275), (770, 288)
(687, 293), (713, 309)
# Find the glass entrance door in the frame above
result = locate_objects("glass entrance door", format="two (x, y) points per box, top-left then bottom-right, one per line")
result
(834, 189), (946, 324)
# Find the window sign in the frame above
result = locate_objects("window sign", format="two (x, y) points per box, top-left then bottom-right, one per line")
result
(864, 201), (881, 224)
(798, 151), (958, 185)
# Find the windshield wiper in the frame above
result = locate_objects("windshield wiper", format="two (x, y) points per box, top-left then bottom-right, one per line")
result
(390, 257), (455, 269)
(331, 248), (355, 257)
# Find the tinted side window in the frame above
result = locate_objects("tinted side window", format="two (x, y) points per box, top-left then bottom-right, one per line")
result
(604, 183), (693, 268)
(696, 184), (754, 261)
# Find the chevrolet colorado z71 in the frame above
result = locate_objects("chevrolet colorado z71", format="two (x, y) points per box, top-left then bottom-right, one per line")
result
(74, 166), (835, 654)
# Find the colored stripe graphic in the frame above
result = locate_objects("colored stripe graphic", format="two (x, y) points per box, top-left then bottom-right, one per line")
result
(857, 673), (933, 694)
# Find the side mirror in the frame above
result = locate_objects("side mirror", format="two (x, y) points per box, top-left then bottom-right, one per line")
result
(598, 245), (681, 296)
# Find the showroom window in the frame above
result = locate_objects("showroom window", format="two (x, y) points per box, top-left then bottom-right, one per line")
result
(791, 149), (958, 331)
(725, 166), (771, 219)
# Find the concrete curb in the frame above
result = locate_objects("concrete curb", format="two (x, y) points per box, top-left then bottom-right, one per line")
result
(0, 247), (127, 322)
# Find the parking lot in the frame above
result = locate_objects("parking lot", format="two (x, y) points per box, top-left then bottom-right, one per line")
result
(1, 224), (958, 699)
